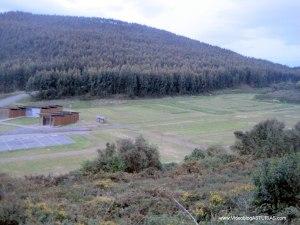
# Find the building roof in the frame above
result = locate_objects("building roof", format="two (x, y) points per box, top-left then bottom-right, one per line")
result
(0, 106), (26, 110)
(24, 105), (63, 109)
(0, 105), (63, 110)
(39, 111), (79, 117)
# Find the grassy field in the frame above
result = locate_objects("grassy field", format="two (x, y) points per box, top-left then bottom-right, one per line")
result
(1, 91), (300, 176)
(0, 124), (18, 132)
(5, 117), (39, 125)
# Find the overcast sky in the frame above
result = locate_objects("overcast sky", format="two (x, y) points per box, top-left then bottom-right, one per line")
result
(1, 0), (299, 67)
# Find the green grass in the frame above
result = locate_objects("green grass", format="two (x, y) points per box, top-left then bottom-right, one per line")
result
(0, 134), (96, 176)
(5, 117), (39, 125)
(2, 91), (300, 176)
(0, 154), (93, 176)
(0, 124), (17, 132)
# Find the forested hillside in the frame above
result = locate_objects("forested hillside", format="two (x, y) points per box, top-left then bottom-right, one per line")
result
(0, 11), (299, 98)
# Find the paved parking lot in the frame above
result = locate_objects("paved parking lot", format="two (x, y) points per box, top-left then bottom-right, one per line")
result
(0, 134), (74, 152)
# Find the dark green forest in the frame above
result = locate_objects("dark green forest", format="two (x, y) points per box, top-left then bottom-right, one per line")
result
(0, 11), (299, 98)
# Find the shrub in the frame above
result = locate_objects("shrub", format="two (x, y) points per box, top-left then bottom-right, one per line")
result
(232, 119), (294, 158)
(252, 154), (300, 213)
(174, 161), (204, 175)
(184, 146), (230, 162)
(94, 179), (115, 189)
(206, 145), (226, 157)
(161, 162), (178, 172)
(82, 136), (161, 174)
(278, 206), (300, 223)
(118, 136), (161, 173)
(0, 197), (26, 225)
(286, 122), (300, 152)
(82, 143), (125, 174)
(180, 191), (199, 203)
(24, 199), (68, 224)
(184, 148), (206, 161)
(183, 146), (236, 171)
(209, 192), (225, 206)
(200, 155), (236, 170)
(100, 221), (117, 225)
(145, 214), (191, 225)
(193, 202), (211, 221)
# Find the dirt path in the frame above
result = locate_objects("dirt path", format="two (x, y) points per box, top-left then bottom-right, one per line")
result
(0, 92), (30, 107)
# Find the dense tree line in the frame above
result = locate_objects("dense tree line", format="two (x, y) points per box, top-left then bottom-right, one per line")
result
(25, 67), (298, 99)
(0, 12), (299, 98)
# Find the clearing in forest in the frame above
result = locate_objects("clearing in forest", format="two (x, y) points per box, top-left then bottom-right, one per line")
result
(0, 91), (299, 176)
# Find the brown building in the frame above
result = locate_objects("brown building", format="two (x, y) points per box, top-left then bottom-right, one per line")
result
(25, 105), (63, 117)
(0, 104), (78, 126)
(0, 106), (26, 119)
(40, 105), (63, 114)
(40, 111), (79, 126)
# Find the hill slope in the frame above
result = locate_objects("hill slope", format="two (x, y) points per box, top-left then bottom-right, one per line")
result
(0, 11), (299, 98)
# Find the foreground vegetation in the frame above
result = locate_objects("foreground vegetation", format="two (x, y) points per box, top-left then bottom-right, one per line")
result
(1, 119), (299, 224)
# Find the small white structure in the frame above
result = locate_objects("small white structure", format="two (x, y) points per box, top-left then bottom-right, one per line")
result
(96, 116), (106, 123)
(25, 107), (41, 117)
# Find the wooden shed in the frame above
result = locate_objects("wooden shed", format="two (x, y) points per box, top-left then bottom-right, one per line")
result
(0, 106), (26, 119)
(40, 111), (79, 126)
(25, 105), (63, 117)
(40, 105), (63, 114)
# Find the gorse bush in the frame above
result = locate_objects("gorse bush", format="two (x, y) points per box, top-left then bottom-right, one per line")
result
(232, 119), (299, 158)
(183, 146), (236, 171)
(184, 145), (228, 162)
(184, 148), (206, 161)
(287, 122), (300, 152)
(118, 136), (161, 173)
(0, 174), (26, 225)
(82, 143), (125, 174)
(206, 145), (226, 157)
(82, 136), (161, 174)
(184, 146), (234, 161)
(252, 154), (300, 213)
(0, 197), (25, 225)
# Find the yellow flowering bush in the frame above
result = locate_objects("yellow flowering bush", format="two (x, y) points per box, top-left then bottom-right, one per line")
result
(180, 191), (192, 202)
(94, 179), (115, 189)
(86, 196), (114, 206)
(230, 183), (255, 195)
(193, 202), (210, 220)
(55, 208), (68, 221)
(180, 191), (198, 202)
(24, 199), (68, 223)
(99, 221), (117, 225)
(209, 192), (225, 206)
